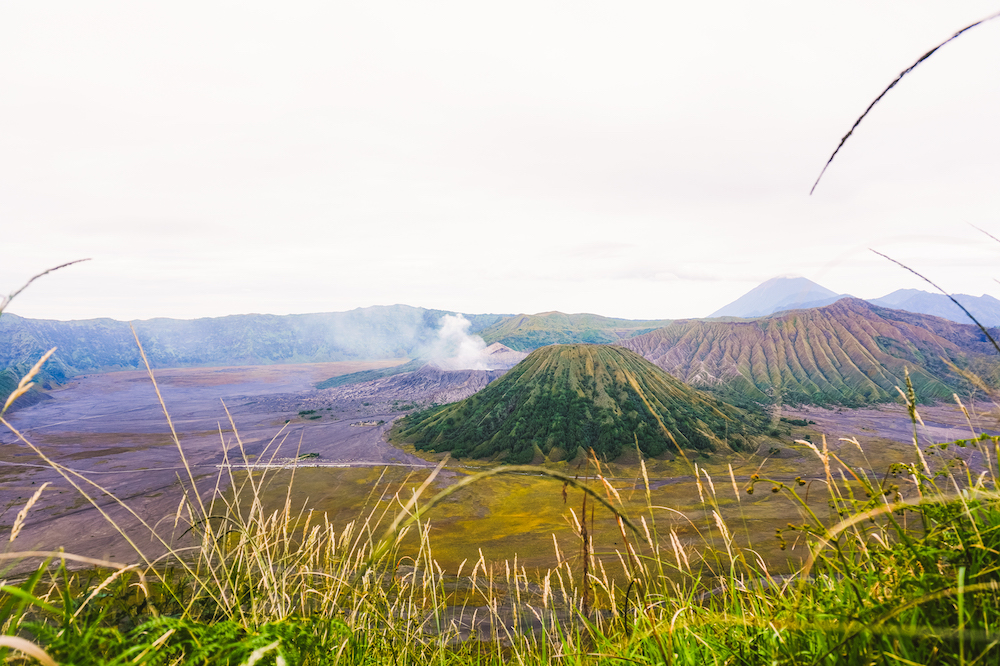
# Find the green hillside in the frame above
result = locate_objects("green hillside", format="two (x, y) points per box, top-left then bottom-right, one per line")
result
(620, 298), (1000, 406)
(478, 312), (672, 351)
(393, 344), (762, 463)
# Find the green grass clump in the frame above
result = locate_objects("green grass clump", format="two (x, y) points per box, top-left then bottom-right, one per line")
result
(2, 343), (1000, 663)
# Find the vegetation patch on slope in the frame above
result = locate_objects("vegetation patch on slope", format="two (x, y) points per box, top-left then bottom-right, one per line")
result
(393, 344), (763, 463)
(478, 312), (672, 351)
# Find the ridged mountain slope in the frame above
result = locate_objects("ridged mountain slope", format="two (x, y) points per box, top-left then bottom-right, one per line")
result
(478, 312), (673, 351)
(394, 344), (761, 463)
(621, 298), (999, 405)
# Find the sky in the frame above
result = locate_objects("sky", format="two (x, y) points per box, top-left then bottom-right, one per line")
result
(3, 2), (1000, 322)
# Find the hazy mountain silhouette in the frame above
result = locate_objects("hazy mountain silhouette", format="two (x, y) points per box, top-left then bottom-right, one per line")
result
(868, 289), (1000, 327)
(711, 276), (1000, 327)
(709, 276), (845, 318)
(0, 306), (506, 409)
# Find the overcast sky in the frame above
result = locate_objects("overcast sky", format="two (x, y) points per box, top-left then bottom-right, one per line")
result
(3, 2), (1000, 322)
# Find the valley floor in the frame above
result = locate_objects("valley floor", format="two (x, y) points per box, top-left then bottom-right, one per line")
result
(1, 362), (997, 572)
(0, 360), (419, 566)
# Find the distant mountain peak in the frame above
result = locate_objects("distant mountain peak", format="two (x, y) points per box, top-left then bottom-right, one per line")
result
(867, 289), (1000, 327)
(709, 276), (843, 318)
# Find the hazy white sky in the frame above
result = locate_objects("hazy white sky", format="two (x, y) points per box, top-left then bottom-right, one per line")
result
(3, 2), (1000, 321)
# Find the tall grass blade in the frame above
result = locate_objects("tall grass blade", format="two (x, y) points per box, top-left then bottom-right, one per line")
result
(810, 11), (1000, 194)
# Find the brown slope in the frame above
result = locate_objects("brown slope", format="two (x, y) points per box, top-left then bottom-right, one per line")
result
(619, 298), (999, 405)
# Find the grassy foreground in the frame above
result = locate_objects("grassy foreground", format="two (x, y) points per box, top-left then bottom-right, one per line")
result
(1, 353), (1000, 664)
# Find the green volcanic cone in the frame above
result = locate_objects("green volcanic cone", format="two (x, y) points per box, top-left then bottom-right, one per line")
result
(394, 344), (762, 463)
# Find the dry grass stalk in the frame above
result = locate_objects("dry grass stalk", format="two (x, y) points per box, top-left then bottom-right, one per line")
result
(1, 348), (56, 416)
(9, 482), (51, 543)
(0, 636), (58, 666)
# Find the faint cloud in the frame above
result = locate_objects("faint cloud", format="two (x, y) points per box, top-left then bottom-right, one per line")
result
(561, 242), (636, 259)
(75, 218), (210, 239)
(650, 267), (733, 282)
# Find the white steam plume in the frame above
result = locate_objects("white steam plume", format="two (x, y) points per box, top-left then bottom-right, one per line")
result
(427, 314), (488, 370)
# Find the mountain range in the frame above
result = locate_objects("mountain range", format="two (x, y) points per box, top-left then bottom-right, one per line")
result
(711, 276), (1000, 326)
(867, 289), (1000, 327)
(4, 277), (1000, 410)
(621, 298), (998, 406)
(0, 308), (671, 408)
(0, 306), (503, 400)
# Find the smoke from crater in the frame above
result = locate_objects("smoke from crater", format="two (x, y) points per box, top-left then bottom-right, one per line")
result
(426, 314), (488, 370)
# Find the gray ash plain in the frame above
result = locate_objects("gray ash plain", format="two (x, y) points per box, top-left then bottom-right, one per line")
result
(2, 357), (997, 568)
(0, 360), (497, 565)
